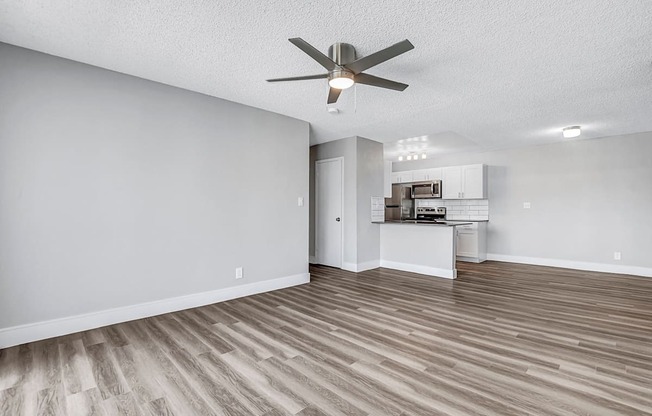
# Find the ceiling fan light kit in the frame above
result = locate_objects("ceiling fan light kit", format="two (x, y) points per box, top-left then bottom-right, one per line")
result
(328, 69), (355, 89)
(267, 38), (414, 104)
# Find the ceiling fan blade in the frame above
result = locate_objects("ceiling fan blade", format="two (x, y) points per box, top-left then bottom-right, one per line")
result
(289, 38), (338, 71)
(327, 87), (342, 104)
(354, 73), (408, 91)
(344, 39), (414, 74)
(267, 74), (329, 82)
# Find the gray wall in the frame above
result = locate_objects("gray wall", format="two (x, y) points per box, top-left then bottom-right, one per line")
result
(309, 136), (384, 268)
(0, 43), (310, 329)
(309, 137), (358, 265)
(394, 132), (652, 268)
(356, 138), (384, 265)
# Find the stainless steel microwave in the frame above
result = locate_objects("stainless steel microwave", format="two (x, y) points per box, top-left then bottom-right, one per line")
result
(411, 180), (442, 198)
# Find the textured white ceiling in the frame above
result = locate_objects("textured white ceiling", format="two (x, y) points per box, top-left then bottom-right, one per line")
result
(1, 0), (651, 153)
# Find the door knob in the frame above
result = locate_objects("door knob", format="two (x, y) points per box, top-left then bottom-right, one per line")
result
(336, 217), (341, 222)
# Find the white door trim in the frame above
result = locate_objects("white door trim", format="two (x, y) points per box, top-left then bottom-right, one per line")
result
(315, 157), (344, 268)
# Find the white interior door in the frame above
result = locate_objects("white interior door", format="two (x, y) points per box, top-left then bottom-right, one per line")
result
(316, 158), (343, 268)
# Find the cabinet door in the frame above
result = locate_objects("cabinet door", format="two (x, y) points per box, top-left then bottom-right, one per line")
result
(424, 168), (442, 181)
(399, 171), (414, 183)
(384, 161), (392, 197)
(462, 164), (485, 199)
(442, 166), (463, 199)
(411, 169), (427, 182)
(457, 230), (478, 257)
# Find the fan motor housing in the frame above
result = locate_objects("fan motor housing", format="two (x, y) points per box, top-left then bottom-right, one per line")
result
(328, 43), (357, 65)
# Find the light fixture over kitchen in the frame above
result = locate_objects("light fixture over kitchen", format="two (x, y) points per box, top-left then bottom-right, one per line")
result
(562, 126), (581, 138)
(421, 153), (427, 159)
(398, 156), (403, 161)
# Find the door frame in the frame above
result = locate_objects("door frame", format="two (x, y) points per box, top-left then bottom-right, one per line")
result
(315, 157), (345, 268)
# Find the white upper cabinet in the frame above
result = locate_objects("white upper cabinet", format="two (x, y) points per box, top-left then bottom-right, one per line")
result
(411, 169), (427, 182)
(424, 168), (442, 181)
(391, 171), (414, 184)
(442, 166), (463, 199)
(390, 164), (484, 198)
(442, 164), (487, 199)
(462, 164), (485, 199)
(411, 168), (442, 182)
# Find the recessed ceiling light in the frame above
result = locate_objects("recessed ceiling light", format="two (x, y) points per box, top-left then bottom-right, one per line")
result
(562, 126), (581, 138)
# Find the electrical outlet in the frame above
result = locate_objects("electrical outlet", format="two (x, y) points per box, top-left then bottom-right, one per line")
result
(298, 196), (304, 207)
(614, 252), (621, 261)
(235, 267), (243, 279)
(523, 202), (531, 209)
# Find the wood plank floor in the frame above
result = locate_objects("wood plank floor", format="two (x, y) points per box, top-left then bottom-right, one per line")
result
(1, 261), (652, 415)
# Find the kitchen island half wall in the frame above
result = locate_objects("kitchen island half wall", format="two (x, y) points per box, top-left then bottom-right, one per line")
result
(380, 222), (466, 279)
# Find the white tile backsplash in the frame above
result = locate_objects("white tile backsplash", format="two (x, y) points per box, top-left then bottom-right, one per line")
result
(415, 198), (490, 221)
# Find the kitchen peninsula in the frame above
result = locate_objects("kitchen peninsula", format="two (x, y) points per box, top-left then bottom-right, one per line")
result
(377, 220), (471, 279)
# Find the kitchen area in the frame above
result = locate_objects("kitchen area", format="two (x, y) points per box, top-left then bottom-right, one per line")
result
(374, 163), (488, 279)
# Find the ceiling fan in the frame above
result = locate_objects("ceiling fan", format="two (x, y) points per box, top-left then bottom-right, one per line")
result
(267, 38), (414, 104)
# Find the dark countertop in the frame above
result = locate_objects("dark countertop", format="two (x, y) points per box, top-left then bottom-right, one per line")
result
(446, 219), (489, 222)
(373, 220), (472, 227)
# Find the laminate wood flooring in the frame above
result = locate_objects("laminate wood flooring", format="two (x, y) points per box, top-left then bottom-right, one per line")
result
(1, 261), (652, 415)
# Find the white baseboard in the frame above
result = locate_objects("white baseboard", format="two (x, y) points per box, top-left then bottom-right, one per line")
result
(341, 262), (358, 272)
(341, 260), (380, 273)
(0, 273), (310, 349)
(380, 260), (456, 279)
(486, 254), (652, 278)
(357, 259), (381, 272)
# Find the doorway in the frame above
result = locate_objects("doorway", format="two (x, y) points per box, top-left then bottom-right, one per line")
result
(315, 157), (343, 268)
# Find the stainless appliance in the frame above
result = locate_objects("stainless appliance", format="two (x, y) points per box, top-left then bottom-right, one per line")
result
(385, 184), (414, 220)
(411, 180), (442, 199)
(415, 206), (446, 222)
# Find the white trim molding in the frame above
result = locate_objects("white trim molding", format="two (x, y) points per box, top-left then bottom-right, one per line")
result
(357, 259), (381, 272)
(341, 262), (358, 272)
(487, 254), (652, 278)
(0, 273), (310, 349)
(380, 260), (456, 279)
(341, 260), (380, 273)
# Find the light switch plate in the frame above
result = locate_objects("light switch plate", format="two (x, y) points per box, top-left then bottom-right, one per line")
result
(523, 202), (531, 209)
(235, 267), (243, 279)
(298, 197), (304, 207)
(614, 252), (621, 260)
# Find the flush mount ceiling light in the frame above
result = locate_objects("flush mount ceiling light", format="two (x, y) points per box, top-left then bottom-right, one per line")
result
(562, 126), (581, 138)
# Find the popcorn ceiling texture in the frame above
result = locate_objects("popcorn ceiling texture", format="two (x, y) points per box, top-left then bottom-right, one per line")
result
(1, 1), (651, 148)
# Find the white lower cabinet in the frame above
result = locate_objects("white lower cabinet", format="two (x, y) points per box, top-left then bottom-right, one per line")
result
(452, 222), (487, 263)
